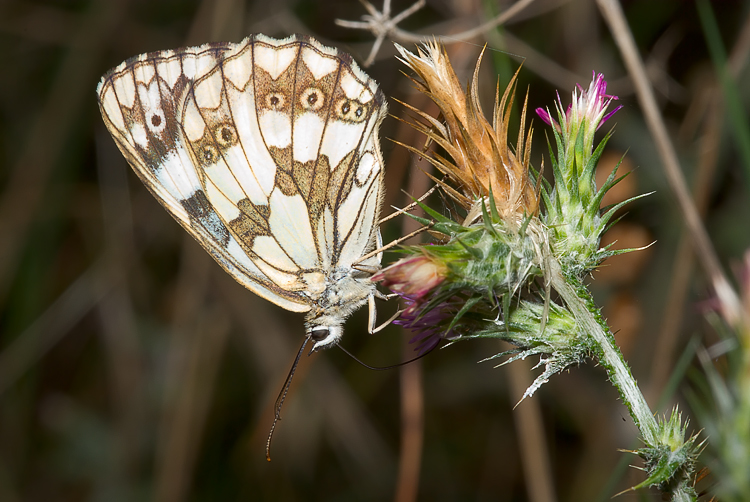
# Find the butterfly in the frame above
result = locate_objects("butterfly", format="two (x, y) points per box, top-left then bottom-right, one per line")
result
(97, 34), (388, 352)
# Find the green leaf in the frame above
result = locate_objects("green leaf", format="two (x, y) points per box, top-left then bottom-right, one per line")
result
(414, 199), (455, 225)
(598, 192), (652, 231)
(480, 197), (500, 237)
(488, 185), (501, 222)
(455, 236), (484, 259)
(446, 296), (483, 331)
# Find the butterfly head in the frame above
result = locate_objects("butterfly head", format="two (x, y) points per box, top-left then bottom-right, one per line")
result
(308, 324), (343, 352)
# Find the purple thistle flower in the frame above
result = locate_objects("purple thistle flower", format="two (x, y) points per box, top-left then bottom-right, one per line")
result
(535, 92), (563, 132)
(578, 72), (622, 130)
(536, 72), (622, 133)
(393, 295), (461, 355)
(535, 107), (556, 129)
(373, 254), (455, 354)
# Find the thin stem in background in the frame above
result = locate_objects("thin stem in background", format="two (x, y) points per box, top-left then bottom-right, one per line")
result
(508, 359), (557, 502)
(391, 0), (536, 44)
(649, 6), (750, 401)
(394, 113), (432, 502)
(647, 83), (724, 403)
(95, 124), (145, 486)
(595, 0), (744, 328)
(394, 359), (423, 502)
(153, 235), (215, 502)
(336, 0), (537, 66)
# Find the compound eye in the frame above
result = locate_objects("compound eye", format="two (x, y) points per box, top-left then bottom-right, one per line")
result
(310, 328), (329, 342)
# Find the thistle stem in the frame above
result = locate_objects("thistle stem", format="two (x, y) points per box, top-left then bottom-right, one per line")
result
(548, 257), (659, 446)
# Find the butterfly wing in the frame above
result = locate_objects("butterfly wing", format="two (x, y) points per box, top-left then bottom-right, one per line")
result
(97, 35), (386, 312)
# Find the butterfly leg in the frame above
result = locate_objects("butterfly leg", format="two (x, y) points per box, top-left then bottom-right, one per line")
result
(374, 290), (393, 300)
(368, 293), (404, 334)
(353, 224), (431, 266)
(367, 293), (377, 334)
(378, 184), (438, 224)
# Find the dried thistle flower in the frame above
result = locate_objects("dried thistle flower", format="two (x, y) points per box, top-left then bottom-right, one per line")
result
(394, 41), (538, 223)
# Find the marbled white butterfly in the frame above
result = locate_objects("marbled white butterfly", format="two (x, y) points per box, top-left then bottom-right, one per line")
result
(97, 34), (387, 352)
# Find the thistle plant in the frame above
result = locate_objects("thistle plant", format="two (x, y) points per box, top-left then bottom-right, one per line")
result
(378, 41), (704, 500)
(688, 250), (750, 501)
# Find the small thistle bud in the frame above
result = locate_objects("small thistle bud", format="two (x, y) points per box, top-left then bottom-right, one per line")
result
(626, 407), (703, 499)
(473, 299), (594, 399)
(374, 254), (458, 354)
(373, 254), (447, 302)
(385, 41), (549, 357)
(385, 41), (696, 500)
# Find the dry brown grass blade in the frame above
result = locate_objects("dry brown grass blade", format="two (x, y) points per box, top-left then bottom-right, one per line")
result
(154, 235), (215, 502)
(394, 358), (423, 502)
(155, 304), (229, 502)
(596, 0), (743, 326)
(647, 9), (750, 401)
(394, 142), (432, 502)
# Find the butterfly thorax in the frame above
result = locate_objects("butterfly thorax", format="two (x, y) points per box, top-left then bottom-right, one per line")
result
(304, 266), (375, 351)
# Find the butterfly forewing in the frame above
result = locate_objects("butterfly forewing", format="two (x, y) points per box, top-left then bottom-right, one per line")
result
(97, 35), (387, 341)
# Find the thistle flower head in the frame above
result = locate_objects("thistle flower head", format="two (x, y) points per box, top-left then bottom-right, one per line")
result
(536, 72), (622, 139)
(373, 254), (458, 354)
(394, 41), (538, 222)
(536, 72), (633, 273)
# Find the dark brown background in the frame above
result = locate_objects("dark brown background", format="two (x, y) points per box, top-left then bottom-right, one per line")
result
(0, 0), (748, 500)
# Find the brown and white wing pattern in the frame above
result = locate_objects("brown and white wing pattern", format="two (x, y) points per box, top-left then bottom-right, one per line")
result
(97, 34), (387, 332)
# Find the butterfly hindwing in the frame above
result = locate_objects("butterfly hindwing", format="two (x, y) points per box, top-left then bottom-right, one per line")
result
(97, 35), (386, 319)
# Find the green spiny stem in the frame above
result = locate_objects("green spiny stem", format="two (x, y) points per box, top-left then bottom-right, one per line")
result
(548, 257), (659, 446)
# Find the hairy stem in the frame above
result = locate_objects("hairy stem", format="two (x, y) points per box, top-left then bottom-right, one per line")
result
(548, 257), (659, 446)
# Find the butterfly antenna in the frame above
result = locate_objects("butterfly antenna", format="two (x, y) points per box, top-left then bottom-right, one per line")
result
(336, 343), (436, 370)
(266, 336), (310, 461)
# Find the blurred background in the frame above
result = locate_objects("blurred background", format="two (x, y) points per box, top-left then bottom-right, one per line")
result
(1, 0), (749, 500)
